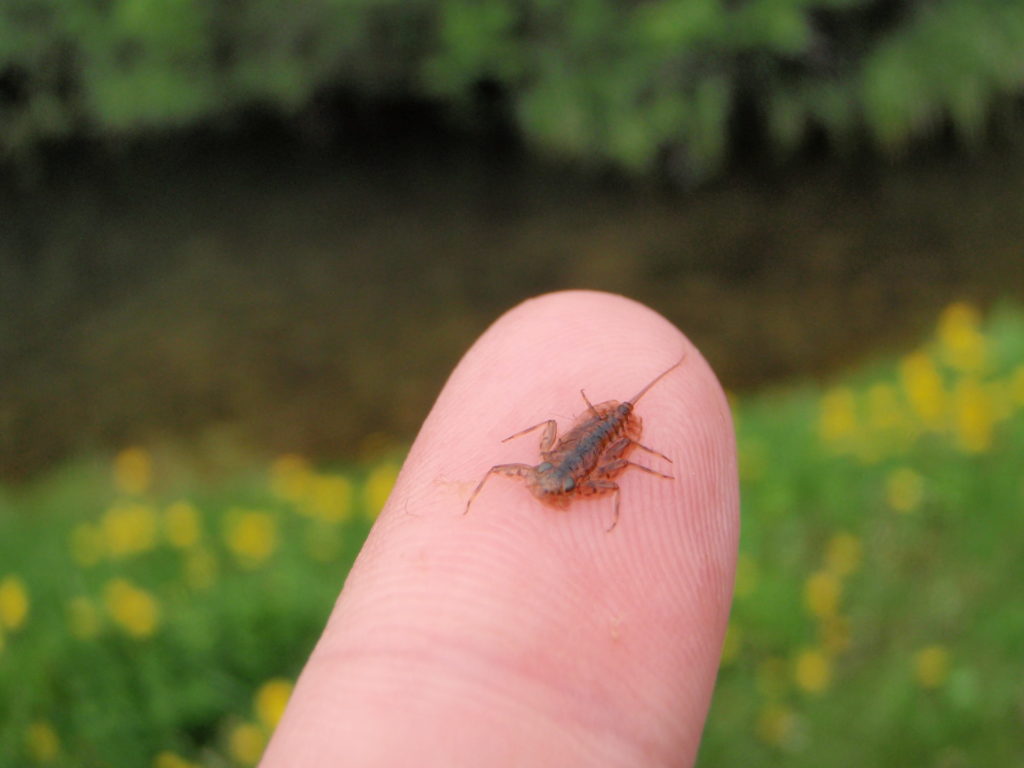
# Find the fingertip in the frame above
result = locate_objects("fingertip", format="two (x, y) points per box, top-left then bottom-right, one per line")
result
(264, 291), (739, 767)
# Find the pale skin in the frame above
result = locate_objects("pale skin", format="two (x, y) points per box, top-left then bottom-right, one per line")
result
(260, 290), (740, 767)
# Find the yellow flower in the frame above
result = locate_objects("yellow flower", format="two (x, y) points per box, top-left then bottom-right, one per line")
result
(70, 523), (104, 566)
(152, 751), (200, 768)
(794, 647), (832, 693)
(183, 549), (218, 591)
(952, 377), (994, 453)
(25, 720), (60, 763)
(101, 503), (158, 558)
(307, 474), (353, 523)
(937, 302), (986, 373)
(363, 463), (399, 518)
(900, 352), (946, 430)
(164, 501), (202, 549)
(114, 446), (153, 495)
(886, 467), (924, 513)
(0, 575), (30, 630)
(818, 387), (858, 446)
(104, 579), (160, 639)
(804, 570), (841, 619)
(255, 678), (294, 730)
(227, 722), (266, 765)
(824, 532), (862, 578)
(68, 597), (101, 640)
(914, 645), (950, 689)
(270, 454), (313, 505)
(224, 510), (277, 567)
(755, 704), (797, 747)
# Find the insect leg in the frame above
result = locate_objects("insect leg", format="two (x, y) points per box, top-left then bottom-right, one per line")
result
(465, 463), (536, 515)
(579, 389), (599, 417)
(502, 420), (558, 452)
(607, 486), (621, 533)
(602, 437), (671, 465)
(597, 458), (674, 481)
(602, 438), (631, 461)
(578, 478), (621, 532)
(631, 441), (672, 464)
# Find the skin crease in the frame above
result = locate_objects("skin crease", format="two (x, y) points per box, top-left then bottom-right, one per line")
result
(260, 291), (739, 768)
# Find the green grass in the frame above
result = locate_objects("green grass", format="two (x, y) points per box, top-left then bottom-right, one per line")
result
(705, 302), (1024, 766)
(1, 302), (1022, 766)
(0, 458), (397, 766)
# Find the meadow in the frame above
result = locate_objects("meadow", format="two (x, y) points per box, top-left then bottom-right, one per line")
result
(1, 301), (1021, 766)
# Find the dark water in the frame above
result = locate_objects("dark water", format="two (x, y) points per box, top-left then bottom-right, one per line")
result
(2, 126), (1022, 479)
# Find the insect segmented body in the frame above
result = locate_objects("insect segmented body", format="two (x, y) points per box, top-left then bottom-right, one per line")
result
(464, 355), (685, 531)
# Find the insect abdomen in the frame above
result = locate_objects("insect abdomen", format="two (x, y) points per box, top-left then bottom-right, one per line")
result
(551, 405), (634, 478)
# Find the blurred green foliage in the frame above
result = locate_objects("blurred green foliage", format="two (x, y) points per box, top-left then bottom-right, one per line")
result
(2, 0), (1023, 176)
(1, 301), (1022, 765)
(0, 453), (399, 765)
(0, 0), (425, 148)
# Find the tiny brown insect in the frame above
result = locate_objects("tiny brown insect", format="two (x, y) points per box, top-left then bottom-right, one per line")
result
(464, 354), (685, 531)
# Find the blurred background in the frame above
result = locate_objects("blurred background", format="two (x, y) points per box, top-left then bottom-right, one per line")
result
(1, 1), (1022, 765)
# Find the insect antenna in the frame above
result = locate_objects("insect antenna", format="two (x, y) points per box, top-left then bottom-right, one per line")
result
(580, 388), (599, 417)
(627, 353), (687, 405)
